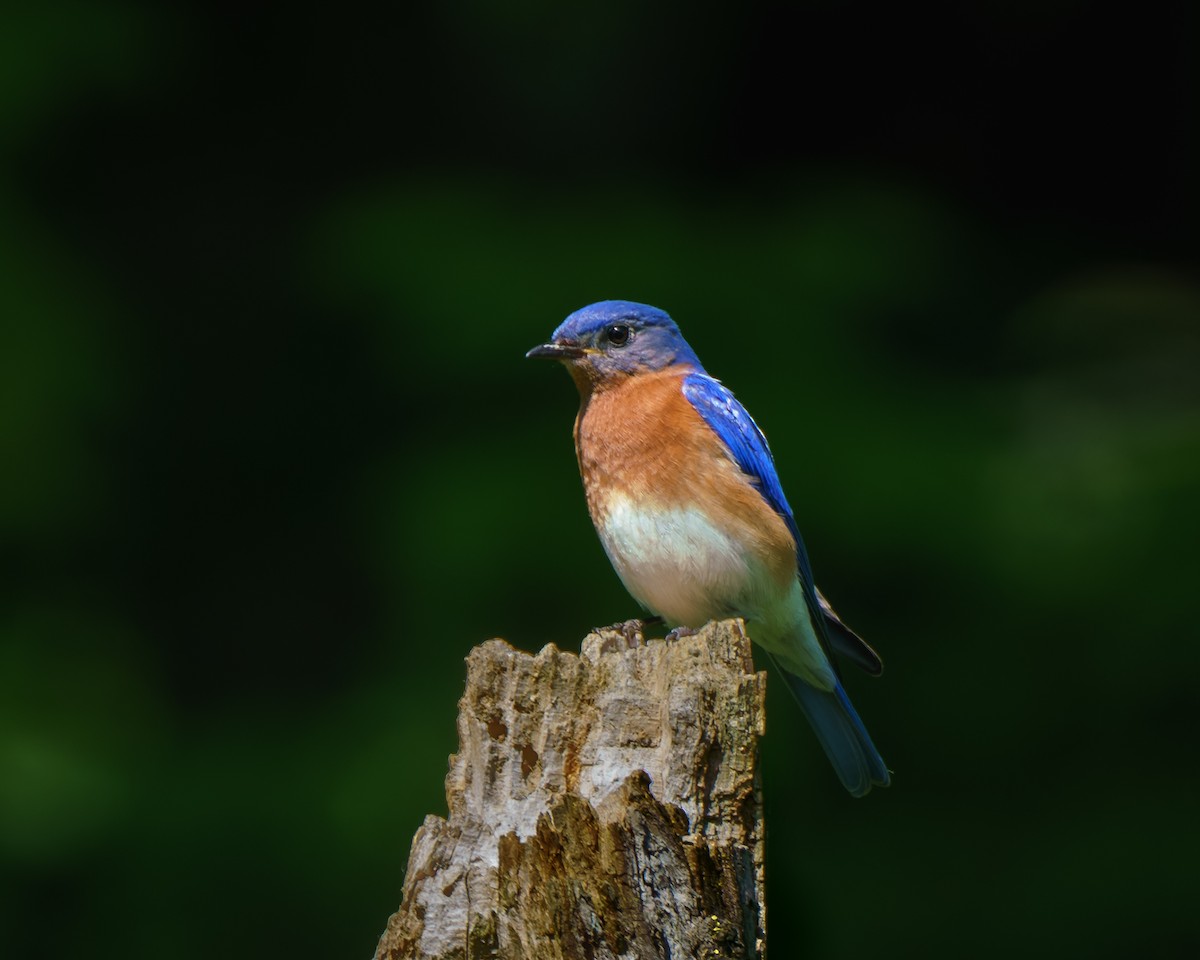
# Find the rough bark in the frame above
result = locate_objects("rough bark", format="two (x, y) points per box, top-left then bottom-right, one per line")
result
(373, 619), (767, 960)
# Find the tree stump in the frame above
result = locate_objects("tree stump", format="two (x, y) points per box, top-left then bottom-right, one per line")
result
(373, 619), (767, 960)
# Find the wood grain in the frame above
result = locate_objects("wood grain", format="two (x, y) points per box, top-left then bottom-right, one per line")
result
(373, 619), (768, 960)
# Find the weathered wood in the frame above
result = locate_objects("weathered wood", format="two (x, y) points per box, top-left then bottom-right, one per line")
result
(374, 619), (767, 960)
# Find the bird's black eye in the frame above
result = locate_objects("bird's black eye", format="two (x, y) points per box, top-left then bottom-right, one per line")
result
(605, 324), (632, 347)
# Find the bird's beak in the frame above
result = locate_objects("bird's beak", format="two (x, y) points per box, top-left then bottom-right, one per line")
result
(526, 341), (585, 360)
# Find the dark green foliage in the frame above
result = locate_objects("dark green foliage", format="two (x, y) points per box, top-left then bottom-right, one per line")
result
(1, 3), (1196, 959)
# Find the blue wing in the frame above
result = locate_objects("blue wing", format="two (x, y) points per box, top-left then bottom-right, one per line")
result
(683, 372), (891, 796)
(681, 374), (888, 668)
(680, 372), (885, 673)
(680, 372), (817, 592)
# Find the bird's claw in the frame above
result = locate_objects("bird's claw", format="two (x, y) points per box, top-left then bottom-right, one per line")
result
(664, 625), (698, 642)
(596, 618), (650, 651)
(619, 618), (645, 647)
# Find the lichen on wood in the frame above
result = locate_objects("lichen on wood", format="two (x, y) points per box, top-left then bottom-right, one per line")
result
(374, 619), (767, 960)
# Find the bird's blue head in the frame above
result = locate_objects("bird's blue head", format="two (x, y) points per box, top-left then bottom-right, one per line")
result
(526, 300), (703, 390)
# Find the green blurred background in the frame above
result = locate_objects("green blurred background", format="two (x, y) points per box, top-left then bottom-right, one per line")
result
(2, 2), (1197, 957)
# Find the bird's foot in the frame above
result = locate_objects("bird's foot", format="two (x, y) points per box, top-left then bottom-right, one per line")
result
(596, 618), (652, 652)
(619, 618), (646, 647)
(664, 624), (698, 642)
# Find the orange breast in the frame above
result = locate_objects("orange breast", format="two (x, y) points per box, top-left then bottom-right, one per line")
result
(573, 369), (797, 598)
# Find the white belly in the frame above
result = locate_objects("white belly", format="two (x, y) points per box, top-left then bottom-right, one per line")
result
(593, 493), (835, 689)
(596, 494), (757, 626)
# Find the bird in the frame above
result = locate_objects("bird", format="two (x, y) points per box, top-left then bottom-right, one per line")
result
(527, 299), (890, 797)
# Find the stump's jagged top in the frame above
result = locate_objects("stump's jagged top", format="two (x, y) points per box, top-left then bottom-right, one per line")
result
(375, 619), (768, 960)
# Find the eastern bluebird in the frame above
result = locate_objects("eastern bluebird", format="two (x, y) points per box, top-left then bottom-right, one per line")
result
(528, 300), (890, 797)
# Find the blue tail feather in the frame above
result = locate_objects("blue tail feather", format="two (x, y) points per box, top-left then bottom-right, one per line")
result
(771, 658), (891, 797)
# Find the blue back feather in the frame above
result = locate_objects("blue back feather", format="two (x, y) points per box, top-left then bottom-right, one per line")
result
(681, 373), (821, 619)
(683, 373), (891, 795)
